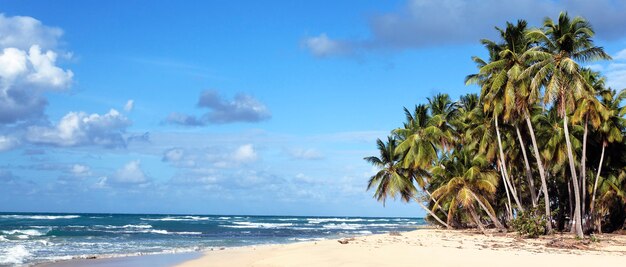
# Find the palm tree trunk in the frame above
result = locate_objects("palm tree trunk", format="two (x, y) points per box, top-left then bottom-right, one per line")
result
(590, 143), (606, 232)
(516, 126), (537, 207)
(424, 189), (446, 214)
(525, 114), (552, 232)
(495, 116), (524, 212)
(563, 115), (583, 238)
(580, 117), (588, 224)
(499, 161), (513, 219)
(413, 196), (450, 228)
(469, 204), (488, 235)
(471, 191), (506, 232)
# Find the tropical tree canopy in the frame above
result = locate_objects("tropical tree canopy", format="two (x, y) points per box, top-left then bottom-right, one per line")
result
(365, 12), (626, 237)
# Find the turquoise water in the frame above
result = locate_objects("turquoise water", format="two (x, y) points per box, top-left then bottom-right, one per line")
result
(0, 213), (424, 266)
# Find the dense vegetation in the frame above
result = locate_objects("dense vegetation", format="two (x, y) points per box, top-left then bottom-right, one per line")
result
(365, 12), (625, 238)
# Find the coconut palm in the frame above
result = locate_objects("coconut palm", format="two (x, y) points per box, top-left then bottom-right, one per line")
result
(571, 69), (606, 219)
(364, 136), (450, 227)
(430, 147), (504, 232)
(589, 88), (626, 231)
(526, 12), (611, 237)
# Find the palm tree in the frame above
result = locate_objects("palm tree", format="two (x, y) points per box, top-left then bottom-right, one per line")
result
(479, 20), (547, 214)
(430, 147), (505, 233)
(364, 136), (450, 227)
(571, 69), (606, 219)
(468, 37), (525, 214)
(526, 12), (611, 237)
(589, 88), (626, 231)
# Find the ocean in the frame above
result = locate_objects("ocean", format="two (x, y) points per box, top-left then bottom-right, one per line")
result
(0, 213), (425, 266)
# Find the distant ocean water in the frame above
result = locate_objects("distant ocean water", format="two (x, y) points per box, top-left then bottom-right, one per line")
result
(0, 213), (425, 266)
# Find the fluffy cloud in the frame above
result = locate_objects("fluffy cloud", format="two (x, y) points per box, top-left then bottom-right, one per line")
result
(232, 144), (257, 163)
(287, 148), (324, 160)
(111, 160), (149, 184)
(26, 109), (131, 147)
(69, 164), (92, 177)
(165, 90), (271, 126)
(0, 14), (63, 50)
(0, 14), (73, 124)
(305, 0), (626, 56)
(0, 135), (19, 151)
(590, 49), (626, 89)
(302, 34), (349, 58)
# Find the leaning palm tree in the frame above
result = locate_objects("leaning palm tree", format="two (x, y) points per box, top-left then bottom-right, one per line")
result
(526, 12), (611, 237)
(364, 136), (450, 227)
(589, 88), (626, 231)
(431, 147), (505, 233)
(480, 20), (548, 215)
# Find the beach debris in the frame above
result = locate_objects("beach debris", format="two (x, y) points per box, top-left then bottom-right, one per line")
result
(546, 238), (590, 250)
(338, 237), (355, 244)
(389, 231), (402, 236)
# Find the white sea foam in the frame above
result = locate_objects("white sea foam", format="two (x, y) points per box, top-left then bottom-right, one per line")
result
(220, 222), (294, 229)
(0, 245), (31, 265)
(307, 218), (364, 224)
(288, 237), (326, 241)
(140, 216), (210, 221)
(0, 215), (80, 220)
(2, 229), (49, 236)
(218, 217), (231, 220)
(276, 218), (299, 221)
(123, 224), (152, 229)
(321, 223), (363, 230)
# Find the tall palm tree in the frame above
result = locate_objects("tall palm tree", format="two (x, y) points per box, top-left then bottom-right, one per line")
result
(571, 69), (606, 219)
(480, 20), (548, 214)
(364, 136), (450, 227)
(589, 88), (626, 231)
(468, 37), (525, 214)
(526, 12), (611, 237)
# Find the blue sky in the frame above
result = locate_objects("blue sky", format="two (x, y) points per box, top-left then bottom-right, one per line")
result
(0, 0), (625, 217)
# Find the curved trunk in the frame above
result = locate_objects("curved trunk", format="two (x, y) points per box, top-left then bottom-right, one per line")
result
(413, 196), (450, 228)
(590, 143), (606, 232)
(471, 191), (506, 232)
(469, 204), (488, 235)
(580, 117), (588, 221)
(516, 126), (537, 207)
(499, 161), (513, 219)
(424, 189), (446, 215)
(563, 115), (583, 238)
(495, 116), (524, 212)
(525, 115), (552, 232)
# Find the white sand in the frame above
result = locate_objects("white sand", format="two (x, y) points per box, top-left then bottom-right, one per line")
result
(176, 228), (626, 267)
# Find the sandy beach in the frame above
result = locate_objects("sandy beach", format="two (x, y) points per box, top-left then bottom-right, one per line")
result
(176, 228), (626, 267)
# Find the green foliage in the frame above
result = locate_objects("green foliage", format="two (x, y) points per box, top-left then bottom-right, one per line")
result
(512, 208), (547, 238)
(364, 11), (626, 235)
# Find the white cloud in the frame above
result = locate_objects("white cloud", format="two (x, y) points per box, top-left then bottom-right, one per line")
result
(26, 109), (131, 147)
(0, 14), (73, 124)
(0, 135), (19, 151)
(302, 33), (348, 57)
(124, 99), (134, 112)
(112, 160), (148, 184)
(69, 164), (92, 177)
(288, 148), (324, 160)
(233, 144), (257, 163)
(306, 0), (626, 57)
(606, 49), (626, 89)
(0, 14), (63, 50)
(614, 49), (626, 60)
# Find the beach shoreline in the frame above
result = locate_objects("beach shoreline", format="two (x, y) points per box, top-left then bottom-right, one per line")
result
(176, 228), (626, 267)
(30, 228), (626, 267)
